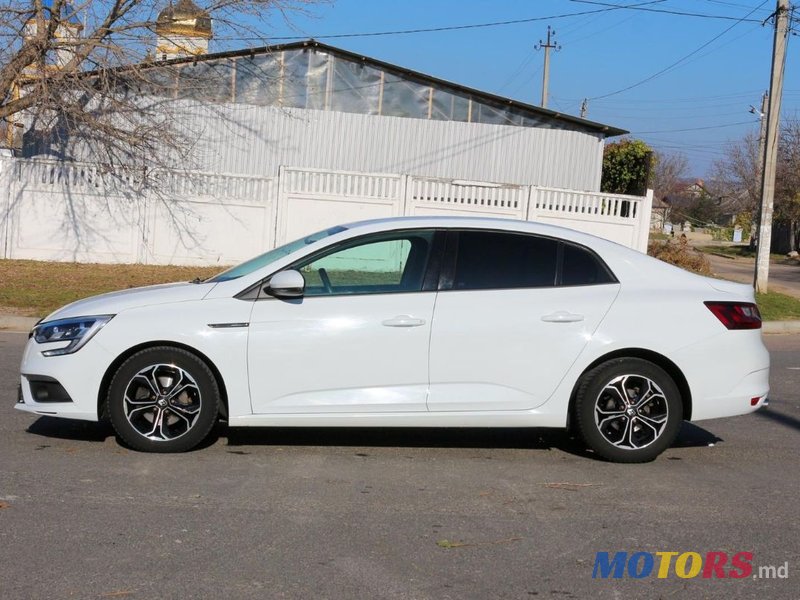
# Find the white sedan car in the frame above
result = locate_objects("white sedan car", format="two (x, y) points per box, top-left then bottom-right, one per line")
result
(17, 217), (769, 462)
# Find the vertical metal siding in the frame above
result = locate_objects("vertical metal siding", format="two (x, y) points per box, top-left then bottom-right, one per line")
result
(174, 104), (604, 191)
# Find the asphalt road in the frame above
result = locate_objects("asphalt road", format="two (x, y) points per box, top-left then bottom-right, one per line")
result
(706, 254), (800, 300)
(1, 332), (798, 600)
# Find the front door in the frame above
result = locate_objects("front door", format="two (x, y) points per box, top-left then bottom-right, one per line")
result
(247, 230), (439, 414)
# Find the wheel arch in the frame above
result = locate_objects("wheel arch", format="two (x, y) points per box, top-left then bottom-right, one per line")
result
(566, 348), (692, 429)
(97, 341), (229, 421)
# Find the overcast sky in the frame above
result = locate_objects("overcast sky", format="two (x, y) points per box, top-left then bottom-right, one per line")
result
(226, 0), (799, 178)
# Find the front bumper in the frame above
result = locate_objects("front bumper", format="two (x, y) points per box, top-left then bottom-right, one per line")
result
(15, 335), (111, 422)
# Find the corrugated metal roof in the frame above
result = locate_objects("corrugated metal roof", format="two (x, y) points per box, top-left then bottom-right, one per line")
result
(135, 39), (627, 137)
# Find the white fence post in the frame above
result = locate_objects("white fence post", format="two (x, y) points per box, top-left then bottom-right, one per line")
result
(400, 173), (410, 217)
(274, 165), (289, 248)
(139, 174), (152, 265)
(0, 154), (11, 259)
(526, 186), (537, 222)
(638, 189), (654, 252)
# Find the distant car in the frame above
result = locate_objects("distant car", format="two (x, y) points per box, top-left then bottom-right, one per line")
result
(17, 217), (769, 462)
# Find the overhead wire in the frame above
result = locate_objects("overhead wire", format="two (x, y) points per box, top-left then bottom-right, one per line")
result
(570, 0), (765, 22)
(588, 0), (770, 100)
(205, 1), (670, 42)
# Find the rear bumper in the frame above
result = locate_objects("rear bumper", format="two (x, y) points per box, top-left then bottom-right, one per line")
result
(689, 367), (770, 421)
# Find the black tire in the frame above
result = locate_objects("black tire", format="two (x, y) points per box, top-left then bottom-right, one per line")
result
(107, 346), (220, 453)
(575, 358), (683, 463)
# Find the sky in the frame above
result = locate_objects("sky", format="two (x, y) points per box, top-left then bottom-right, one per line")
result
(217, 0), (799, 179)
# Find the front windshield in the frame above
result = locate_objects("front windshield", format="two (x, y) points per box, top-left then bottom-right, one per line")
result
(207, 225), (349, 283)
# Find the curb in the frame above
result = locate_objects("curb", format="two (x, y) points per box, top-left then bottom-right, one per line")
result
(0, 315), (38, 332)
(762, 320), (800, 335)
(2, 313), (799, 334)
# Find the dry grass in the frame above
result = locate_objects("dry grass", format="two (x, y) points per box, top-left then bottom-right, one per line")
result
(0, 259), (225, 318)
(647, 238), (712, 276)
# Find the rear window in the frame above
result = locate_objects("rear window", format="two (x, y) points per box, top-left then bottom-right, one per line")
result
(453, 231), (558, 290)
(561, 243), (615, 286)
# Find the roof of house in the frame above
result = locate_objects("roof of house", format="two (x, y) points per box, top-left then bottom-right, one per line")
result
(141, 39), (627, 137)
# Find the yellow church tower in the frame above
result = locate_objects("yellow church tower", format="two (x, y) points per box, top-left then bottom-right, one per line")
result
(155, 0), (212, 60)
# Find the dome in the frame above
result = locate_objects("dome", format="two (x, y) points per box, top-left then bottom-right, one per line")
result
(156, 0), (212, 39)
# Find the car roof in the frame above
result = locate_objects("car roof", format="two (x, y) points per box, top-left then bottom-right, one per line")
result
(339, 216), (705, 287)
(342, 215), (625, 249)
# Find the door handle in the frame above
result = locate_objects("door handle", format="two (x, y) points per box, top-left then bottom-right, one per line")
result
(382, 315), (426, 327)
(541, 311), (584, 323)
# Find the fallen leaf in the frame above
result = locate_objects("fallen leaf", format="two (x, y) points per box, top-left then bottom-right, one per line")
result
(543, 482), (600, 491)
(437, 537), (522, 549)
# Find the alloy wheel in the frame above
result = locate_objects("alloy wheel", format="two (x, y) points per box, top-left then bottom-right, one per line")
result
(123, 363), (202, 442)
(593, 374), (669, 450)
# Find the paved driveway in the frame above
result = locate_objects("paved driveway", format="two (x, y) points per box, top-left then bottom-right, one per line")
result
(1, 332), (798, 599)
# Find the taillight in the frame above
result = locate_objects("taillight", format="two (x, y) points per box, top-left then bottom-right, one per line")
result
(704, 301), (762, 330)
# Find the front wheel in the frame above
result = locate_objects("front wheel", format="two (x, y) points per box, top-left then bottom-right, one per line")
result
(107, 346), (220, 453)
(575, 358), (683, 463)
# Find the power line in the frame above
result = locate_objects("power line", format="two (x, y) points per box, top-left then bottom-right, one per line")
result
(588, 0), (770, 100)
(633, 120), (758, 133)
(700, 0), (774, 10)
(206, 1), (669, 42)
(570, 0), (764, 22)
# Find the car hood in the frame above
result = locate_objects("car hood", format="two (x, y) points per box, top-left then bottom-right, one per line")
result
(42, 281), (217, 322)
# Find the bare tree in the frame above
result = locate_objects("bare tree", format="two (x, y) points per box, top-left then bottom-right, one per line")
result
(708, 131), (761, 217)
(775, 119), (800, 252)
(0, 0), (320, 170)
(651, 150), (689, 202)
(711, 123), (800, 252)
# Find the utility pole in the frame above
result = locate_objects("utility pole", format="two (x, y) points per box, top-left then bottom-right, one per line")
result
(749, 91), (768, 249)
(754, 0), (790, 294)
(755, 91), (769, 189)
(536, 26), (560, 109)
(580, 98), (588, 118)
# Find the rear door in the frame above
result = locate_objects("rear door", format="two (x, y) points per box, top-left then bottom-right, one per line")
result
(427, 230), (620, 411)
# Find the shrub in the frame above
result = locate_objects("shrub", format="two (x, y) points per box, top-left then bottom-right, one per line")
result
(647, 238), (712, 276)
(711, 227), (734, 242)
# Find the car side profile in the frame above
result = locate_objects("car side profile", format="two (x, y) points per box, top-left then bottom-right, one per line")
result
(17, 217), (770, 462)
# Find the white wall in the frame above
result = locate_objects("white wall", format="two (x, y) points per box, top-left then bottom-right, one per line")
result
(0, 158), (652, 266)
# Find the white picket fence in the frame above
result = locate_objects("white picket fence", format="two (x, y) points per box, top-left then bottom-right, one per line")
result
(0, 157), (652, 266)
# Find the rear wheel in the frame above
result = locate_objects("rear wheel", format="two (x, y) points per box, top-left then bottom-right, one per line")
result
(575, 358), (683, 463)
(107, 347), (219, 453)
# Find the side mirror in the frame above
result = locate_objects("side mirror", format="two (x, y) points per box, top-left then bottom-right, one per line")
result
(266, 270), (305, 298)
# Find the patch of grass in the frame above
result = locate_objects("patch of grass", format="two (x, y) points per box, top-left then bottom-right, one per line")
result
(698, 244), (755, 258)
(649, 232), (669, 241)
(697, 245), (787, 261)
(756, 291), (800, 321)
(0, 259), (225, 318)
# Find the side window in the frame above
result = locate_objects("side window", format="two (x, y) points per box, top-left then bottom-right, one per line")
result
(296, 231), (434, 296)
(561, 243), (615, 286)
(453, 231), (558, 290)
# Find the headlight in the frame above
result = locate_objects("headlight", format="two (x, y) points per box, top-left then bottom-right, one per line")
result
(32, 315), (114, 356)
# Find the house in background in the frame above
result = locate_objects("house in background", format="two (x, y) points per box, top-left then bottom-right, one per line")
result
(650, 195), (671, 231)
(23, 37), (627, 192)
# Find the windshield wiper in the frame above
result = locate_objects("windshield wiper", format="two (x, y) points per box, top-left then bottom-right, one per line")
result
(189, 277), (205, 284)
